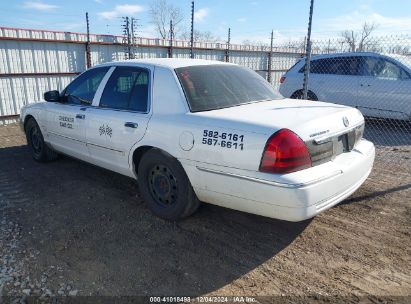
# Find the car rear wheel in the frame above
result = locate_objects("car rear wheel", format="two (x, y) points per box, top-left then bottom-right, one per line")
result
(137, 149), (200, 220)
(290, 90), (318, 101)
(25, 118), (58, 162)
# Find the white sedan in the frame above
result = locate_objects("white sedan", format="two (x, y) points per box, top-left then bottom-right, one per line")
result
(20, 59), (375, 221)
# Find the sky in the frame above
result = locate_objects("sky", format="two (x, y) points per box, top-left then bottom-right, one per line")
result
(0, 0), (410, 44)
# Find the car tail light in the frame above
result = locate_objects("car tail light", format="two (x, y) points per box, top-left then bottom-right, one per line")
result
(280, 76), (286, 84)
(259, 129), (312, 174)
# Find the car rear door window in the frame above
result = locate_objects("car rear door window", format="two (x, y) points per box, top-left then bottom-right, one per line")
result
(310, 59), (333, 74)
(99, 66), (149, 112)
(62, 67), (109, 105)
(300, 57), (362, 76)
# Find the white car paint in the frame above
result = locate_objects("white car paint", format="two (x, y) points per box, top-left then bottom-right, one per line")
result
(279, 52), (411, 121)
(20, 58), (375, 221)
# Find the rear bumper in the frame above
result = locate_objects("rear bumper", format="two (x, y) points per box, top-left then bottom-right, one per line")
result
(183, 139), (375, 221)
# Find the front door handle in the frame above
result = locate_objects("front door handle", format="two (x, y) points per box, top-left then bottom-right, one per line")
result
(124, 122), (138, 129)
(76, 114), (85, 119)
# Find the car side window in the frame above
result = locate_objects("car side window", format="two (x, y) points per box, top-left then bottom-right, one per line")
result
(309, 59), (331, 74)
(362, 57), (408, 80)
(338, 57), (362, 76)
(62, 67), (109, 105)
(99, 66), (149, 112)
(300, 57), (361, 76)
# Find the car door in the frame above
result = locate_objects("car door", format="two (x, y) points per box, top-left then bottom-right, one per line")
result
(45, 67), (110, 160)
(85, 65), (152, 176)
(357, 56), (411, 119)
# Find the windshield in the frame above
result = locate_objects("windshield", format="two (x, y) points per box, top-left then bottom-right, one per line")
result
(176, 65), (283, 112)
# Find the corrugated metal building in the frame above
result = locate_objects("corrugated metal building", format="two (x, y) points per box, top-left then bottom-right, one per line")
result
(0, 26), (302, 122)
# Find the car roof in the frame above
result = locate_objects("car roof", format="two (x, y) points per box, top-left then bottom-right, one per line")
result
(310, 52), (381, 59)
(96, 58), (234, 70)
(305, 52), (410, 69)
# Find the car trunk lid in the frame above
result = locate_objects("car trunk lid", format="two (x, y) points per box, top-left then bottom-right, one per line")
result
(192, 98), (365, 168)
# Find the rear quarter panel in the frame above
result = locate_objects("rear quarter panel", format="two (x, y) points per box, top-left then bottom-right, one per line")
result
(137, 113), (270, 172)
(279, 64), (304, 98)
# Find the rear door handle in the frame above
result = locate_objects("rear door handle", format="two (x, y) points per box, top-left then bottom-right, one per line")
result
(76, 114), (85, 119)
(124, 122), (138, 129)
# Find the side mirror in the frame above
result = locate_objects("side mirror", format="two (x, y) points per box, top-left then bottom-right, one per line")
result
(44, 90), (61, 102)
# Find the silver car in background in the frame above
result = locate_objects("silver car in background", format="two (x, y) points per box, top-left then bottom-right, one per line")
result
(279, 52), (411, 121)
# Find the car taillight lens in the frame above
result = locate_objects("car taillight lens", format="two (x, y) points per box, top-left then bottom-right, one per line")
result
(259, 129), (312, 174)
(280, 76), (286, 84)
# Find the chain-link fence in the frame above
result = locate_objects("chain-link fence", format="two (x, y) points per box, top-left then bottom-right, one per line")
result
(261, 35), (411, 178)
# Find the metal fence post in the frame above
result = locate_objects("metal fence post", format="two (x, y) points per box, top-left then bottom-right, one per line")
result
(85, 12), (91, 69)
(303, 0), (315, 99)
(168, 20), (173, 58)
(130, 17), (136, 59)
(190, 1), (194, 59)
(225, 28), (231, 62)
(121, 17), (131, 60)
(267, 30), (273, 83)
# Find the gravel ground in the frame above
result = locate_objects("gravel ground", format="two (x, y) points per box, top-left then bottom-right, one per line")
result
(0, 123), (410, 303)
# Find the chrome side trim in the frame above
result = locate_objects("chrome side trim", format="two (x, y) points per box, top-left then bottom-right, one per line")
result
(48, 131), (84, 143)
(86, 142), (124, 155)
(196, 166), (343, 189)
(48, 131), (124, 155)
(314, 122), (364, 144)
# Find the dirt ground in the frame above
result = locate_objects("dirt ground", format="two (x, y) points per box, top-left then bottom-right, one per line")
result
(0, 123), (410, 302)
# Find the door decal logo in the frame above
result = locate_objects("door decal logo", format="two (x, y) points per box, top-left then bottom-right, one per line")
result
(58, 116), (74, 129)
(99, 124), (113, 137)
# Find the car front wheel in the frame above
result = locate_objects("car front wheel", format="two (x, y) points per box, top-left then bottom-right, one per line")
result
(25, 118), (58, 162)
(137, 149), (200, 220)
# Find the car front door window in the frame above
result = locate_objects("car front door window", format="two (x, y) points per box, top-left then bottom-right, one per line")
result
(62, 67), (110, 105)
(363, 57), (406, 80)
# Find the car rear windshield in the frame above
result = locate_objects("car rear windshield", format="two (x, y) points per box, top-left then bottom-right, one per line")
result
(175, 65), (283, 112)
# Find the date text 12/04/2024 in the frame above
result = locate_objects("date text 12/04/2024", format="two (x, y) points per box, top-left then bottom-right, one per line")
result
(202, 130), (245, 150)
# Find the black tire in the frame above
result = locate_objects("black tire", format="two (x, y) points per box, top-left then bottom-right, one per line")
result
(290, 90), (318, 101)
(25, 118), (58, 162)
(137, 149), (200, 221)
